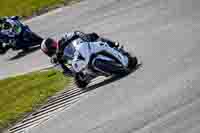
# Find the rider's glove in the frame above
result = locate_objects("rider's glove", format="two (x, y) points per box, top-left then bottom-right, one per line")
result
(50, 54), (59, 64)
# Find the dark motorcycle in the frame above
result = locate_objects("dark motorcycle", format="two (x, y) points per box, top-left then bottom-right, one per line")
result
(0, 25), (43, 55)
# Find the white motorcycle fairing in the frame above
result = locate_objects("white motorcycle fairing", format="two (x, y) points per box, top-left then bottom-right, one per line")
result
(69, 40), (129, 73)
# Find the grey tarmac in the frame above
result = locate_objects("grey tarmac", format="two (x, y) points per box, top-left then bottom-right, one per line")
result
(1, 0), (200, 132)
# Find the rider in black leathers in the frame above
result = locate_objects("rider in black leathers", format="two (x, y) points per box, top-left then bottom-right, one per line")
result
(41, 31), (120, 76)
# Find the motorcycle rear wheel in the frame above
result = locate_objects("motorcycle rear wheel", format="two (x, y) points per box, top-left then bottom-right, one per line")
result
(30, 32), (43, 45)
(127, 53), (138, 70)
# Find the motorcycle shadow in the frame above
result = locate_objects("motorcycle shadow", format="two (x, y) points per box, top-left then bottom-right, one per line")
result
(8, 46), (41, 61)
(86, 63), (142, 91)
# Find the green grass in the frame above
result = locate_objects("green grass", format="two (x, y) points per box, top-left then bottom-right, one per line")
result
(0, 0), (79, 18)
(0, 69), (72, 130)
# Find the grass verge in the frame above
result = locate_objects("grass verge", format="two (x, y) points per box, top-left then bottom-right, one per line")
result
(0, 0), (80, 19)
(0, 69), (72, 130)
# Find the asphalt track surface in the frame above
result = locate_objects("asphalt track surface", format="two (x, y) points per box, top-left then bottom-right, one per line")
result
(2, 0), (200, 132)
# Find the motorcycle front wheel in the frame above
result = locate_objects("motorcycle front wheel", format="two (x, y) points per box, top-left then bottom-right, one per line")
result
(74, 74), (89, 88)
(29, 32), (43, 46)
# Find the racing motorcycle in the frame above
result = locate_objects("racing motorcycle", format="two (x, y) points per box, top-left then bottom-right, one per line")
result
(0, 25), (43, 55)
(62, 42), (138, 88)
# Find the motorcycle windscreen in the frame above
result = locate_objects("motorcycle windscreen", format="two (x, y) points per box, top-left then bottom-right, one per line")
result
(63, 44), (76, 63)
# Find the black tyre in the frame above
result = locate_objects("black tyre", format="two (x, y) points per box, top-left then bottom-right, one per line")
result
(74, 74), (89, 88)
(127, 54), (138, 70)
(112, 54), (138, 76)
(93, 58), (128, 76)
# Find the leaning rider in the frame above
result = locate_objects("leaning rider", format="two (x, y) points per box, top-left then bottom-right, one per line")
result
(40, 31), (124, 77)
